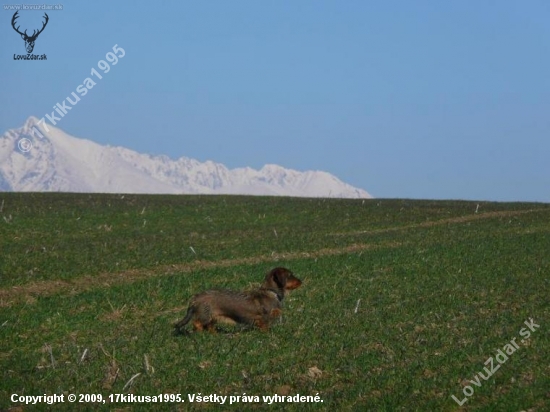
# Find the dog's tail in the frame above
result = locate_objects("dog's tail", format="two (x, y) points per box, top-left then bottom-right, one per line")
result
(174, 305), (195, 332)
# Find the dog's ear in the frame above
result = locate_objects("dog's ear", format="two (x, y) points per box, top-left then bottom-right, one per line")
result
(268, 267), (289, 289)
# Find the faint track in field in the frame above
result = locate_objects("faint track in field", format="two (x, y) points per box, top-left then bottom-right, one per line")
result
(0, 242), (401, 307)
(328, 208), (547, 237)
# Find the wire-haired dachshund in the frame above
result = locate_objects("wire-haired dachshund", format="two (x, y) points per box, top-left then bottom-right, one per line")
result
(174, 267), (302, 333)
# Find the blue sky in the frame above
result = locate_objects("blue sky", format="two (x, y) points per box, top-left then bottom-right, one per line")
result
(1, 1), (549, 201)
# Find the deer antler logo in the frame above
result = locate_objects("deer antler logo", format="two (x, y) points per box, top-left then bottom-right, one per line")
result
(11, 11), (49, 54)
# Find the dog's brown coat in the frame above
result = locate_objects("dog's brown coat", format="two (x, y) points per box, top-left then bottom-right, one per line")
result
(174, 267), (301, 333)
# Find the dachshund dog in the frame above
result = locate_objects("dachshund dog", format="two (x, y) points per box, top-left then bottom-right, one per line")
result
(174, 267), (302, 333)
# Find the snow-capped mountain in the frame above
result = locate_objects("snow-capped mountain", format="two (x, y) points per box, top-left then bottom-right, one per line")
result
(0, 117), (372, 198)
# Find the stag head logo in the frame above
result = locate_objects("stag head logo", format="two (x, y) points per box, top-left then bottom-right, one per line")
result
(11, 11), (49, 53)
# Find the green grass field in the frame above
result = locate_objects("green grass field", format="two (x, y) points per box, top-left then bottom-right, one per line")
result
(0, 193), (549, 411)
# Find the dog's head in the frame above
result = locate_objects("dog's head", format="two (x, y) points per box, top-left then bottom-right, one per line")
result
(263, 267), (302, 293)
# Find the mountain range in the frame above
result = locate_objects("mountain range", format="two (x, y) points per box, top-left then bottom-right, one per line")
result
(0, 117), (372, 198)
